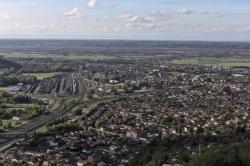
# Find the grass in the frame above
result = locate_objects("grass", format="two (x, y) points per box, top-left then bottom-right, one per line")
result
(4, 103), (37, 108)
(4, 53), (115, 60)
(0, 119), (19, 128)
(3, 53), (165, 61)
(0, 68), (9, 75)
(66, 55), (114, 60)
(22, 72), (57, 80)
(121, 55), (163, 59)
(5, 104), (39, 112)
(172, 57), (250, 67)
(0, 87), (7, 93)
(3, 53), (160, 60)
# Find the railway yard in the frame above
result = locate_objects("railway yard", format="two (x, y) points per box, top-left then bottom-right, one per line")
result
(26, 72), (96, 96)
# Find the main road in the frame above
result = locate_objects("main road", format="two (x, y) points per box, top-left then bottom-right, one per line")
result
(0, 90), (152, 152)
(0, 95), (120, 152)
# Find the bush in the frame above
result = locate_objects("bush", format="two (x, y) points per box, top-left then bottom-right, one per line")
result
(189, 140), (250, 166)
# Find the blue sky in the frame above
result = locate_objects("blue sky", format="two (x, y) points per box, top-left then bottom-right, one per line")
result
(0, 0), (250, 41)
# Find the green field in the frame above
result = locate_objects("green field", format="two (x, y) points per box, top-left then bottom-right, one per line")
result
(0, 87), (7, 93)
(0, 68), (8, 75)
(66, 55), (114, 60)
(22, 72), (57, 80)
(121, 55), (164, 59)
(1, 119), (19, 128)
(3, 53), (164, 61)
(4, 103), (37, 108)
(4, 53), (115, 60)
(0, 69), (4, 75)
(172, 57), (250, 67)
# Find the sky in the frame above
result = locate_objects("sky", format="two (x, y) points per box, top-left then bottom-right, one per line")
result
(0, 0), (250, 41)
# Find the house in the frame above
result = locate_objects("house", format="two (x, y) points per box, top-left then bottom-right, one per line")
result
(49, 140), (58, 147)
(77, 160), (87, 166)
(97, 161), (107, 166)
(109, 145), (118, 152)
(12, 116), (20, 121)
(42, 161), (49, 166)
(126, 128), (140, 139)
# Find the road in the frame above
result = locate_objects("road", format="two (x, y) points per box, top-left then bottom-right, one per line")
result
(0, 96), (119, 152)
(0, 91), (150, 152)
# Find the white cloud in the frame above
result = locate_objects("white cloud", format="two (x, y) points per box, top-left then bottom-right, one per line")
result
(0, 10), (11, 20)
(118, 14), (131, 20)
(176, 8), (194, 14)
(24, 24), (48, 31)
(118, 11), (173, 31)
(144, 23), (158, 29)
(118, 11), (172, 24)
(15, 22), (20, 27)
(214, 13), (222, 18)
(202, 11), (223, 18)
(64, 8), (83, 19)
(240, 26), (250, 33)
(88, 0), (97, 8)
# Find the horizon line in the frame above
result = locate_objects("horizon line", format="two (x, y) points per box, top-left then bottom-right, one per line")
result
(0, 37), (250, 43)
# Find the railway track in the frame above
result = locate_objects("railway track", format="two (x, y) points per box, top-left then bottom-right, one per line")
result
(0, 96), (119, 152)
(0, 89), (152, 152)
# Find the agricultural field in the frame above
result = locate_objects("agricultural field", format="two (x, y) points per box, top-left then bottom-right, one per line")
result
(172, 57), (250, 67)
(121, 54), (165, 59)
(3, 53), (115, 60)
(66, 55), (115, 60)
(22, 72), (57, 80)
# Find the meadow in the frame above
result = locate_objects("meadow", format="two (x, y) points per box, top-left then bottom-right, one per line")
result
(0, 87), (7, 93)
(3, 53), (115, 60)
(22, 72), (57, 80)
(172, 57), (250, 67)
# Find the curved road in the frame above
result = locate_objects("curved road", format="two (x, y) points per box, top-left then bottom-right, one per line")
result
(0, 96), (119, 152)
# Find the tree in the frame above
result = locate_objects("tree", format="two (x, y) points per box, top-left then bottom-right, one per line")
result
(189, 140), (250, 166)
(74, 109), (82, 116)
(95, 120), (102, 128)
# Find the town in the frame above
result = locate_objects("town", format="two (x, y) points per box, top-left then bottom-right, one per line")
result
(1, 40), (250, 165)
